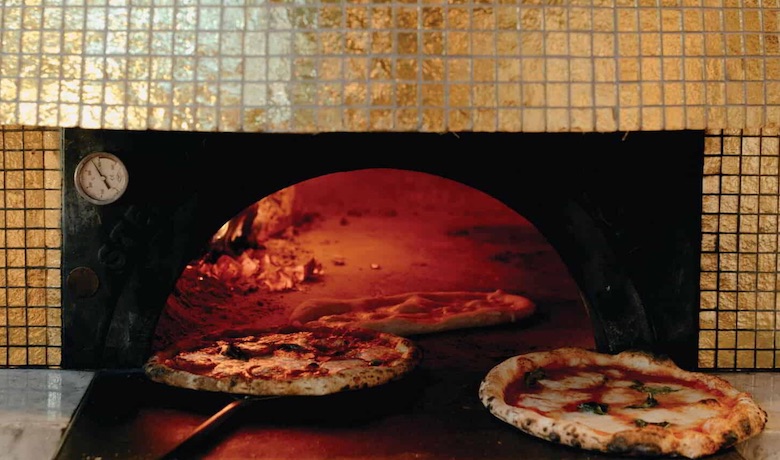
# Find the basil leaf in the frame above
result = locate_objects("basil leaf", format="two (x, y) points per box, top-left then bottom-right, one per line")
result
(629, 380), (679, 395)
(524, 368), (546, 387)
(577, 401), (609, 415)
(635, 419), (670, 428)
(626, 393), (659, 409)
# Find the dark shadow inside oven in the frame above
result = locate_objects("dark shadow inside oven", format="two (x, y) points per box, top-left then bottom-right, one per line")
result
(62, 129), (704, 373)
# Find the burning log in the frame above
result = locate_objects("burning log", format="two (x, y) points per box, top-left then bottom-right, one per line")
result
(209, 188), (298, 257)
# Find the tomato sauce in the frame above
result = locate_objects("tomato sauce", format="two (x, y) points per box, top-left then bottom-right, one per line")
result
(160, 326), (410, 381)
(504, 364), (729, 413)
(168, 357), (217, 374)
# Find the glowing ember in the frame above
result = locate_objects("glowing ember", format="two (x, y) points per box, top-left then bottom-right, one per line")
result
(195, 251), (323, 293)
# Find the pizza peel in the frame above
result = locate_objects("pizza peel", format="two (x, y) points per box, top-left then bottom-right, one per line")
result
(158, 394), (278, 460)
(152, 326), (424, 460)
(155, 368), (426, 460)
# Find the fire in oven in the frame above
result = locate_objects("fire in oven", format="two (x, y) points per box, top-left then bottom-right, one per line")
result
(56, 129), (711, 459)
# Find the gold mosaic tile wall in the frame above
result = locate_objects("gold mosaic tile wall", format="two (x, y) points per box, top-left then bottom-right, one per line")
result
(0, 126), (62, 367)
(0, 0), (778, 133)
(699, 128), (780, 370)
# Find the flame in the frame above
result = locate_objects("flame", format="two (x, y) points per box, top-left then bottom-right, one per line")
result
(211, 187), (298, 250)
(209, 202), (261, 255)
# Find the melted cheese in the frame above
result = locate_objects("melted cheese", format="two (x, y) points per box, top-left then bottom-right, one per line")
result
(517, 391), (592, 412)
(168, 331), (404, 381)
(600, 388), (641, 405)
(624, 406), (721, 428)
(657, 387), (714, 404)
(539, 372), (604, 391)
(512, 366), (732, 433)
(178, 351), (225, 366)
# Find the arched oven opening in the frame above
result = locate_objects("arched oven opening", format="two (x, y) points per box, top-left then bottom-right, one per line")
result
(150, 167), (594, 371)
(58, 128), (704, 459)
(62, 129), (703, 370)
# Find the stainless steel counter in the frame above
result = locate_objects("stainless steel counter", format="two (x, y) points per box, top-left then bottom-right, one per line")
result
(0, 370), (92, 460)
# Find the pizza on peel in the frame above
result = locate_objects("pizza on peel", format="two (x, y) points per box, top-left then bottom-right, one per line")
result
(289, 289), (536, 336)
(478, 347), (767, 459)
(144, 325), (422, 396)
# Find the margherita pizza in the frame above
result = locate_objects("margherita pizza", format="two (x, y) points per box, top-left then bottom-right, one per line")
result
(289, 289), (535, 336)
(144, 325), (421, 396)
(479, 347), (767, 459)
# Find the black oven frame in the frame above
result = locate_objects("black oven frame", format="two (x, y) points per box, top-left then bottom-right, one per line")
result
(60, 129), (704, 370)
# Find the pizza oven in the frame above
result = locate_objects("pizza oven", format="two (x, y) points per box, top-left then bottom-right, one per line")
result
(56, 127), (706, 459)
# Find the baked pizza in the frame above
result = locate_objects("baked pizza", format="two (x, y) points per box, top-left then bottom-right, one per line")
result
(478, 347), (767, 459)
(289, 289), (535, 336)
(144, 325), (421, 396)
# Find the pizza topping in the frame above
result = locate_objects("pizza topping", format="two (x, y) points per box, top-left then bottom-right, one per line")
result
(479, 348), (768, 459)
(625, 393), (659, 409)
(221, 343), (249, 360)
(172, 354), (218, 373)
(524, 368), (546, 387)
(534, 370), (605, 391)
(577, 401), (609, 415)
(697, 398), (719, 406)
(500, 361), (739, 434)
(634, 419), (671, 428)
(277, 343), (307, 352)
(151, 326), (419, 384)
(629, 380), (680, 396)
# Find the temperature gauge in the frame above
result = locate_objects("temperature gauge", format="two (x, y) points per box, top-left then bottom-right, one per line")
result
(74, 152), (129, 205)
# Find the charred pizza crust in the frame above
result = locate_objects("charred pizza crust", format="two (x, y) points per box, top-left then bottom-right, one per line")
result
(289, 289), (535, 336)
(144, 325), (421, 396)
(478, 347), (767, 459)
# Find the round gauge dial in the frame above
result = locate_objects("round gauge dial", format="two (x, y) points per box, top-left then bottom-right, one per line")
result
(74, 152), (129, 205)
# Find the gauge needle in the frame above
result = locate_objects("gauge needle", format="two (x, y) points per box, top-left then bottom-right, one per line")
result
(92, 159), (111, 190)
